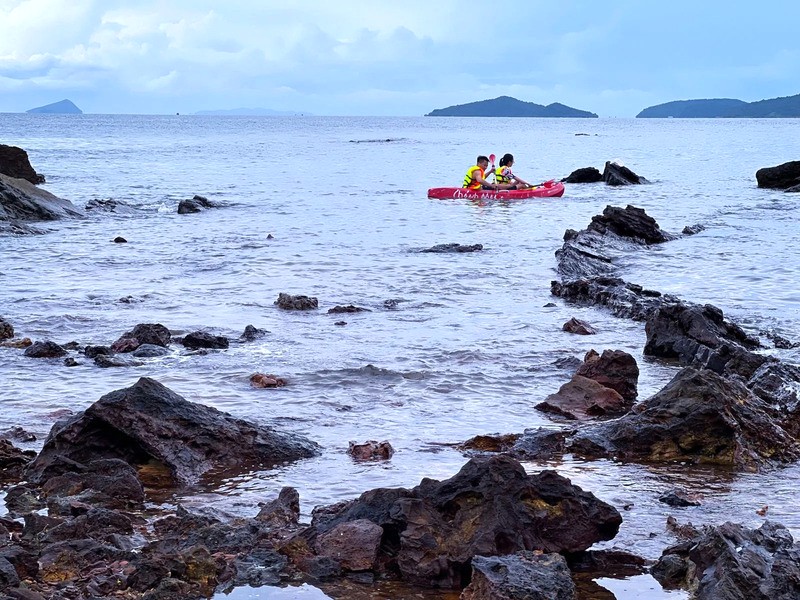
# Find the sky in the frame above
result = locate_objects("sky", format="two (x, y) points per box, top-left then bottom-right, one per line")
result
(1, 0), (798, 117)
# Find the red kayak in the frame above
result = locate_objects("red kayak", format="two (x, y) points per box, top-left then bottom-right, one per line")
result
(427, 180), (564, 200)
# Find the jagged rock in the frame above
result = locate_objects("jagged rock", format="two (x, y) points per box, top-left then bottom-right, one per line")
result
(0, 144), (45, 184)
(0, 317), (14, 340)
(347, 440), (394, 460)
(587, 205), (671, 244)
(180, 331), (229, 350)
(132, 344), (170, 358)
(562, 317), (597, 335)
(24, 377), (320, 487)
(315, 519), (383, 572)
(328, 305), (371, 314)
(536, 375), (628, 421)
(0, 173), (83, 223)
(255, 487), (300, 527)
(652, 521), (800, 599)
(576, 349), (639, 402)
(275, 293), (318, 310)
(111, 323), (171, 352)
(461, 552), (576, 599)
(602, 161), (648, 185)
(239, 324), (267, 341)
(23, 340), (67, 358)
(682, 224), (705, 235)
(755, 161), (800, 189)
(177, 195), (216, 214)
(562, 167), (602, 184)
(308, 455), (621, 588)
(0, 439), (36, 484)
(249, 373), (287, 388)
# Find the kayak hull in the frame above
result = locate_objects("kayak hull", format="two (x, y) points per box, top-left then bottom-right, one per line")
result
(427, 180), (565, 200)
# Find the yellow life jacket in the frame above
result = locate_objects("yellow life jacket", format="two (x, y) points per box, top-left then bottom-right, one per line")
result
(463, 165), (484, 189)
(495, 166), (512, 185)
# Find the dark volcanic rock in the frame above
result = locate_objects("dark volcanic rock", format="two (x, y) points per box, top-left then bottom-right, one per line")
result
(551, 277), (668, 321)
(576, 349), (639, 402)
(23, 340), (67, 358)
(421, 243), (483, 253)
(275, 292), (318, 310)
(177, 194), (216, 214)
(24, 377), (320, 487)
(536, 376), (628, 421)
(587, 205), (671, 244)
(756, 161), (800, 189)
(111, 323), (171, 352)
(568, 367), (800, 471)
(0, 173), (83, 223)
(0, 316), (14, 340)
(41, 458), (145, 511)
(562, 317), (597, 335)
(602, 161), (648, 185)
(309, 454), (621, 588)
(462, 552), (576, 600)
(0, 144), (45, 184)
(180, 331), (230, 350)
(0, 439), (36, 483)
(562, 167), (603, 184)
(328, 305), (371, 314)
(347, 440), (394, 461)
(240, 324), (267, 341)
(652, 520), (800, 599)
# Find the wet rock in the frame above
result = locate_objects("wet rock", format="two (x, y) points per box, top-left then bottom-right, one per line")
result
(334, 320), (347, 326)
(347, 440), (394, 461)
(587, 205), (670, 244)
(562, 167), (603, 183)
(0, 173), (83, 222)
(63, 357), (79, 367)
(0, 337), (32, 349)
(41, 458), (145, 510)
(94, 354), (143, 368)
(255, 487), (300, 527)
(755, 160), (800, 189)
(562, 317), (597, 335)
(652, 520), (800, 599)
(24, 377), (320, 487)
(239, 324), (267, 341)
(275, 292), (318, 310)
(575, 349), (639, 402)
(309, 455), (621, 588)
(229, 548), (287, 587)
(461, 552), (576, 600)
(0, 440), (37, 483)
(682, 223), (705, 235)
(421, 243), (483, 253)
(315, 519), (383, 572)
(0, 144), (45, 184)
(658, 489), (701, 507)
(602, 161), (648, 185)
(508, 428), (571, 461)
(37, 538), (133, 584)
(180, 331), (230, 350)
(113, 236), (127, 243)
(4, 484), (46, 515)
(111, 323), (171, 352)
(536, 375), (629, 421)
(568, 367), (800, 471)
(177, 195), (216, 214)
(84, 344), (113, 358)
(328, 305), (371, 314)
(0, 426), (36, 443)
(747, 361), (800, 417)
(132, 343), (170, 358)
(0, 316), (13, 340)
(551, 277), (668, 321)
(0, 555), (21, 588)
(249, 373), (287, 388)
(38, 507), (133, 545)
(23, 340), (67, 358)
(84, 198), (137, 213)
(786, 183), (800, 193)
(458, 433), (521, 453)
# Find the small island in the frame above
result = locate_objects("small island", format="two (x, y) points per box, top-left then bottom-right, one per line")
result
(26, 99), (83, 114)
(426, 96), (598, 118)
(637, 92), (800, 118)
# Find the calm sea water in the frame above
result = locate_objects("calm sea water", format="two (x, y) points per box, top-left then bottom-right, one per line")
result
(1, 114), (799, 599)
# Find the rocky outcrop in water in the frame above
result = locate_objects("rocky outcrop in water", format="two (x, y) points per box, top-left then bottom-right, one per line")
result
(111, 323), (171, 352)
(275, 292), (318, 310)
(0, 173), (83, 234)
(652, 520), (800, 599)
(0, 317), (15, 340)
(421, 243), (483, 253)
(562, 167), (602, 183)
(755, 160), (800, 189)
(25, 377), (320, 487)
(177, 194), (217, 214)
(461, 552), (576, 599)
(301, 454), (621, 588)
(0, 144), (45, 184)
(561, 163), (648, 185)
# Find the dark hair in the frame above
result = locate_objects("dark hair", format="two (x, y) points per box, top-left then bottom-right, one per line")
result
(499, 153), (514, 167)
(477, 155), (489, 163)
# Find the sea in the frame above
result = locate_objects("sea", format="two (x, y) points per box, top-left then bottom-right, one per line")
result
(1, 114), (799, 599)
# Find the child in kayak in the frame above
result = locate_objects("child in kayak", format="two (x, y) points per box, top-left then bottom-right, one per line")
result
(463, 156), (498, 190)
(495, 154), (532, 189)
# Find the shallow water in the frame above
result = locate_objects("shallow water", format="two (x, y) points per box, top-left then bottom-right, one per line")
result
(1, 114), (799, 598)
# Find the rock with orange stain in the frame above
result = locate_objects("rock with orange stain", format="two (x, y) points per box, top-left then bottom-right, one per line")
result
(249, 373), (288, 388)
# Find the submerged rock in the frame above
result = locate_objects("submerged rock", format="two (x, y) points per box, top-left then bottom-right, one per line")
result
(275, 292), (318, 310)
(25, 377), (320, 487)
(111, 323), (171, 352)
(421, 243), (483, 253)
(177, 194), (216, 214)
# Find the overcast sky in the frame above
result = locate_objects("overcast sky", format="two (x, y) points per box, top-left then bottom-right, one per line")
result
(1, 0), (798, 117)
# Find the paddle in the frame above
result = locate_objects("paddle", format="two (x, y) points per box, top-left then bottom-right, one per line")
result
(489, 153), (495, 167)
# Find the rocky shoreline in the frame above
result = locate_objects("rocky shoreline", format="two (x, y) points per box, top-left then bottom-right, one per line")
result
(2, 149), (800, 599)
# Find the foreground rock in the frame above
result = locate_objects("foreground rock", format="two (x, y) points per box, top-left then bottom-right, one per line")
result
(461, 552), (576, 599)
(755, 160), (800, 189)
(0, 173), (83, 234)
(527, 367), (800, 471)
(652, 520), (800, 599)
(304, 455), (621, 587)
(0, 144), (45, 183)
(25, 377), (320, 487)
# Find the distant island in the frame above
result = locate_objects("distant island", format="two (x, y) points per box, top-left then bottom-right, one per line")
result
(26, 99), (83, 114)
(637, 93), (800, 118)
(426, 96), (598, 118)
(194, 108), (309, 116)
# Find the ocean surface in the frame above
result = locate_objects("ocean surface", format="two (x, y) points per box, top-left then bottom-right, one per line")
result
(1, 114), (799, 599)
